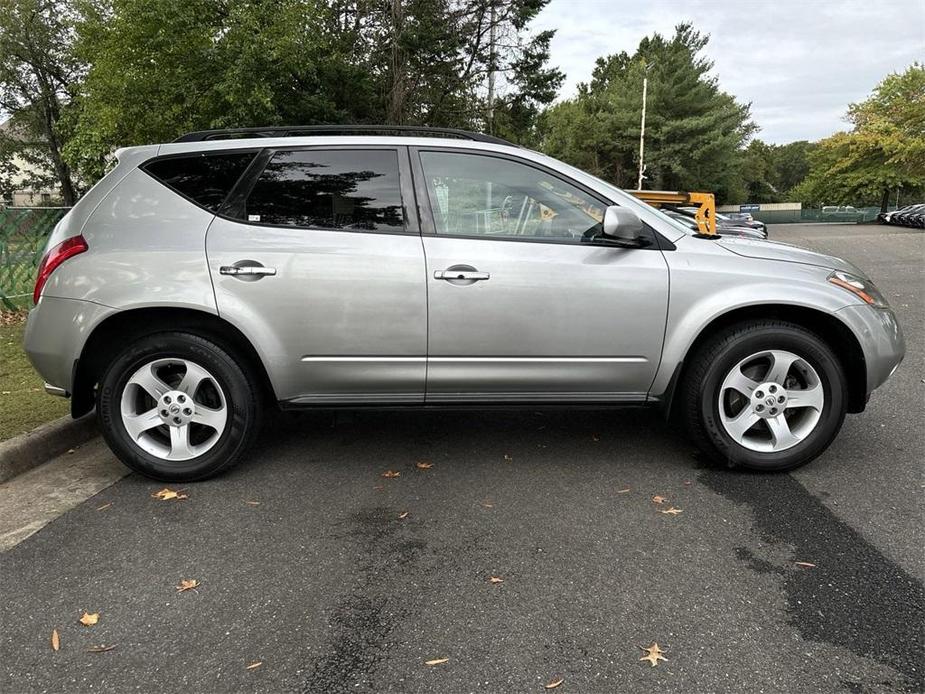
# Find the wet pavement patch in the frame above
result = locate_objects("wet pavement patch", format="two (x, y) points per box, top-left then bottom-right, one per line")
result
(702, 470), (924, 691)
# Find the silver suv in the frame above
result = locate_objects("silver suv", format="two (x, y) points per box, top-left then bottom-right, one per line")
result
(24, 126), (904, 481)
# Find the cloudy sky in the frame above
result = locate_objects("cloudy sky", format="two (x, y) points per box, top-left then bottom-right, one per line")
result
(534, 0), (924, 144)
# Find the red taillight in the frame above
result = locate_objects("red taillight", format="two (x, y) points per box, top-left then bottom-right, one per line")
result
(33, 235), (88, 304)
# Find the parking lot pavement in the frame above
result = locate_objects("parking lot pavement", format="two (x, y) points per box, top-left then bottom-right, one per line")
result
(0, 223), (922, 693)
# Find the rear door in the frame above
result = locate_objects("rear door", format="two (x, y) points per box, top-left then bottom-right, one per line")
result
(412, 148), (670, 403)
(206, 146), (427, 404)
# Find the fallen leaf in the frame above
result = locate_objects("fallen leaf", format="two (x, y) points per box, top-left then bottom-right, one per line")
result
(617, 487), (631, 494)
(545, 678), (564, 689)
(592, 434), (600, 442)
(398, 511), (410, 520)
(67, 448), (75, 454)
(416, 461), (433, 470)
(639, 642), (667, 667)
(87, 645), (116, 653)
(503, 454), (513, 462)
(373, 485), (384, 491)
(659, 507), (683, 515)
(51, 629), (60, 651)
(382, 470), (401, 479)
(176, 579), (200, 592)
(78, 612), (99, 627)
(481, 501), (494, 508)
(794, 561), (816, 568)
(651, 495), (667, 504)
(243, 500), (260, 506)
(683, 480), (692, 486)
(425, 658), (449, 666)
(246, 661), (263, 670)
(489, 576), (504, 584)
(152, 488), (188, 501)
(96, 503), (112, 511)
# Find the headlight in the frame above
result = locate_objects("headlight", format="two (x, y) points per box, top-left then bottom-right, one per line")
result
(828, 271), (888, 307)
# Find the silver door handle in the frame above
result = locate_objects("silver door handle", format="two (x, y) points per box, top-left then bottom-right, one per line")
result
(434, 270), (490, 281)
(220, 265), (277, 276)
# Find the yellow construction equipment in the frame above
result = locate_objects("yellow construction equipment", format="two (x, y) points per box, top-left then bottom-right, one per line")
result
(629, 190), (717, 235)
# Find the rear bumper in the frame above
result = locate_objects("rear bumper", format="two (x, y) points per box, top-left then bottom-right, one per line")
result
(24, 297), (114, 394)
(835, 304), (905, 394)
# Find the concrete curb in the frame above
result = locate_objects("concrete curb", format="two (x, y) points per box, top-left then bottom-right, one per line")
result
(0, 414), (99, 484)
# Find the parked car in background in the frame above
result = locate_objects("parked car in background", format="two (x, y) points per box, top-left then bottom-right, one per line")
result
(25, 126), (904, 481)
(674, 207), (769, 238)
(725, 211), (755, 223)
(878, 204), (925, 228)
(662, 209), (766, 239)
(822, 205), (860, 221)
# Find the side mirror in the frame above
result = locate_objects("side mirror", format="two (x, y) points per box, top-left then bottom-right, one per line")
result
(602, 206), (646, 245)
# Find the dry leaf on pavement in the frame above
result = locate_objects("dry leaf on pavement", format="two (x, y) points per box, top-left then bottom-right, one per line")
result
(246, 661), (263, 670)
(398, 512), (410, 520)
(489, 576), (504, 584)
(243, 500), (260, 506)
(87, 645), (116, 653)
(78, 612), (99, 627)
(659, 507), (683, 515)
(617, 488), (631, 494)
(382, 470), (401, 478)
(416, 461), (433, 469)
(481, 501), (494, 508)
(51, 629), (60, 651)
(639, 642), (667, 666)
(503, 454), (513, 462)
(794, 561), (816, 568)
(176, 579), (200, 592)
(425, 658), (449, 666)
(651, 495), (667, 504)
(545, 678), (564, 689)
(152, 488), (188, 501)
(96, 503), (112, 511)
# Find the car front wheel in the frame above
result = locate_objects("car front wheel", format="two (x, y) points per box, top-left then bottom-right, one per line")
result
(683, 320), (848, 472)
(97, 332), (261, 481)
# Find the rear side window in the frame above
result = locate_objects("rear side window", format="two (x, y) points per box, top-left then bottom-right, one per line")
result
(143, 151), (256, 212)
(240, 149), (404, 232)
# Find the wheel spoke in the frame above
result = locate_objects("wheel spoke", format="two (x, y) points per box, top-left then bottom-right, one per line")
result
(766, 414), (801, 449)
(128, 365), (171, 400)
(192, 405), (227, 432)
(122, 407), (161, 440)
(766, 350), (798, 385)
(178, 362), (211, 398)
(724, 409), (761, 441)
(723, 367), (761, 397)
(787, 383), (824, 411)
(168, 424), (194, 460)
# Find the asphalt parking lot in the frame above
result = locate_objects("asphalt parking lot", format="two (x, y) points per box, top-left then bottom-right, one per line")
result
(1, 223), (922, 693)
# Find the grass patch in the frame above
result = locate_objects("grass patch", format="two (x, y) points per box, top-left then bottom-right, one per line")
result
(0, 313), (69, 441)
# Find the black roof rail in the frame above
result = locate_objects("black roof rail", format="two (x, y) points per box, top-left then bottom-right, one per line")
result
(173, 124), (515, 146)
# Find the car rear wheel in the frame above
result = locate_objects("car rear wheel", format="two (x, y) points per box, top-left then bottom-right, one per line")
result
(682, 320), (847, 471)
(97, 332), (261, 481)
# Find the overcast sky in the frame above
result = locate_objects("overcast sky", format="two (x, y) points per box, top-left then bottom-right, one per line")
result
(534, 0), (924, 144)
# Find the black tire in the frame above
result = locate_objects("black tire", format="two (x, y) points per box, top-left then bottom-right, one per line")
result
(97, 332), (261, 482)
(682, 320), (847, 472)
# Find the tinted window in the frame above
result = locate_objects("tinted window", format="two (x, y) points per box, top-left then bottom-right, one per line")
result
(418, 151), (604, 241)
(144, 151), (256, 212)
(242, 149), (404, 232)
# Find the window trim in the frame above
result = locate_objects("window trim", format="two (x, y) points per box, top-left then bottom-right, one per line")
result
(217, 145), (420, 237)
(140, 148), (262, 214)
(409, 146), (658, 248)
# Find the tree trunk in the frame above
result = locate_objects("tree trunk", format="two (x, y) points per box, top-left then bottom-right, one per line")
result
(387, 0), (405, 124)
(879, 188), (890, 215)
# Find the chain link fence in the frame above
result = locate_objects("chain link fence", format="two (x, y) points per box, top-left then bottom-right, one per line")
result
(0, 207), (70, 311)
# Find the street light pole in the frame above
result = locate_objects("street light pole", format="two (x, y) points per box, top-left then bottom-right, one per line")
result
(637, 62), (653, 190)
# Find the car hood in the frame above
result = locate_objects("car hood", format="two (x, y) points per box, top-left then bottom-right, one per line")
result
(716, 237), (864, 275)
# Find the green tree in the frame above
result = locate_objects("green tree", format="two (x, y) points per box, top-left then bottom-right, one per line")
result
(792, 64), (925, 211)
(0, 0), (82, 204)
(736, 139), (815, 203)
(539, 24), (755, 203)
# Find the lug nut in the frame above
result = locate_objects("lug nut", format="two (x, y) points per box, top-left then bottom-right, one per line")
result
(173, 417), (181, 424)
(778, 396), (785, 403)
(756, 404), (764, 412)
(183, 408), (192, 415)
(161, 409), (168, 416)
(756, 390), (764, 398)
(164, 396), (171, 404)
(770, 407), (778, 414)
(178, 394), (186, 403)
(769, 384), (777, 393)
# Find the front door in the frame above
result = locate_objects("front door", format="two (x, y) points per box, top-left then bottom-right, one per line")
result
(413, 149), (669, 403)
(207, 146), (427, 404)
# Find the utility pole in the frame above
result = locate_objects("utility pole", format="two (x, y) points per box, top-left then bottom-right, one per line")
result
(487, 1), (497, 134)
(637, 61), (653, 190)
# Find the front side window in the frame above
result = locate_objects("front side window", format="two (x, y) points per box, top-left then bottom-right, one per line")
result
(143, 151), (256, 212)
(242, 149), (404, 232)
(418, 151), (605, 242)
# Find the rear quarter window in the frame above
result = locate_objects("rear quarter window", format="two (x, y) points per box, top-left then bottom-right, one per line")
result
(142, 151), (256, 212)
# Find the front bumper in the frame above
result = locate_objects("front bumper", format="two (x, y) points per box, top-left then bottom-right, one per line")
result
(835, 304), (905, 394)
